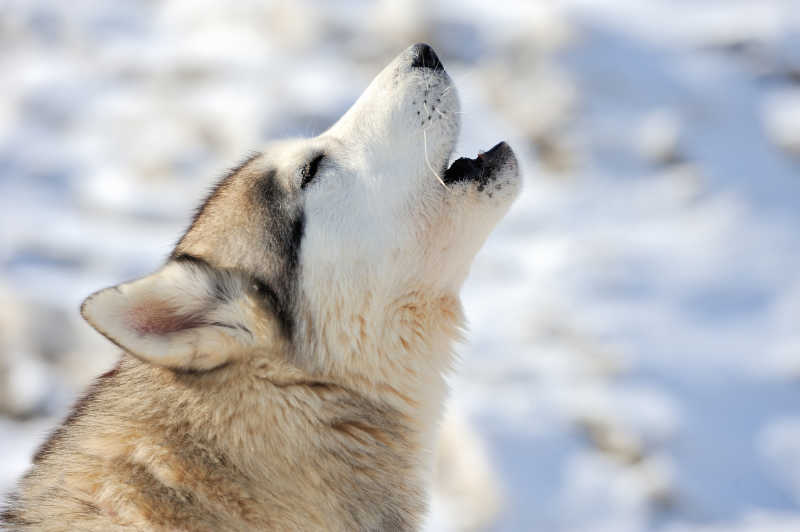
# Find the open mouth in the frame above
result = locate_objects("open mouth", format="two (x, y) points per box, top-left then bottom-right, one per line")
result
(405, 43), (516, 192)
(443, 141), (514, 188)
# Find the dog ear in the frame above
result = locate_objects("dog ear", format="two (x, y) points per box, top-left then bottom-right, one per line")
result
(81, 260), (249, 371)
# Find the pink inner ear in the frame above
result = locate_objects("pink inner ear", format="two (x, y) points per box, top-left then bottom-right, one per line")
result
(128, 302), (207, 336)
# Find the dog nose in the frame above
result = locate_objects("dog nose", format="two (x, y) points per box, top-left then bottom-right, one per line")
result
(410, 43), (443, 71)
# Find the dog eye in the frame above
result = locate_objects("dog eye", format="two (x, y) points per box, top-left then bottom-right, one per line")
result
(300, 154), (325, 189)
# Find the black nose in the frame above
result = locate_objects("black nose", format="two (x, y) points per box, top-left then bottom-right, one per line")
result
(410, 43), (443, 71)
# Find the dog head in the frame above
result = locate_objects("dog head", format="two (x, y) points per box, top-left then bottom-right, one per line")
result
(81, 44), (521, 373)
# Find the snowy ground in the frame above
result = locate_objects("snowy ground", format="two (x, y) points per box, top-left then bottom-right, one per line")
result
(1, 1), (800, 531)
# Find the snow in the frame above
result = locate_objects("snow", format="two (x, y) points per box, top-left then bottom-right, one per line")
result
(759, 417), (800, 505)
(2, 1), (800, 531)
(763, 88), (800, 156)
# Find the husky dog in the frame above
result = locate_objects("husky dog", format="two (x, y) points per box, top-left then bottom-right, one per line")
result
(2, 43), (520, 531)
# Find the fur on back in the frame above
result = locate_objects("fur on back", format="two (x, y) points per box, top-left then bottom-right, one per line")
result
(5, 349), (444, 531)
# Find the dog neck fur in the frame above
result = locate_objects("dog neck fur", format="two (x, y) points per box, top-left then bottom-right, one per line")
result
(297, 276), (465, 459)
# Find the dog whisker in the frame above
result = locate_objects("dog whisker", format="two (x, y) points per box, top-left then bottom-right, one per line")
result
(423, 129), (448, 189)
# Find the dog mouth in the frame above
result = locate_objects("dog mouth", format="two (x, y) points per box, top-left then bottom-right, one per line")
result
(404, 43), (517, 191)
(443, 142), (515, 187)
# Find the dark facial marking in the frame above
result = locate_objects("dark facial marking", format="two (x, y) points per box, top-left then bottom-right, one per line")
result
(256, 169), (280, 204)
(251, 215), (305, 339)
(287, 214), (305, 271)
(250, 277), (294, 338)
(251, 170), (307, 339)
(173, 156), (307, 343)
(300, 153), (325, 189)
(251, 278), (282, 318)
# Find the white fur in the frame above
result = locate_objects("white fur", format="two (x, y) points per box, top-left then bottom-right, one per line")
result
(296, 52), (521, 459)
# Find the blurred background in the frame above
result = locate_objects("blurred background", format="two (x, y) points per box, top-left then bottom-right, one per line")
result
(1, 0), (800, 530)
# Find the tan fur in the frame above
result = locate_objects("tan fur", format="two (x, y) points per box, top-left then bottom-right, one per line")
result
(6, 297), (459, 531)
(3, 44), (519, 531)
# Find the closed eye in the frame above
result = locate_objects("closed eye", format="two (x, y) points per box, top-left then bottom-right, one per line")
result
(300, 153), (325, 189)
